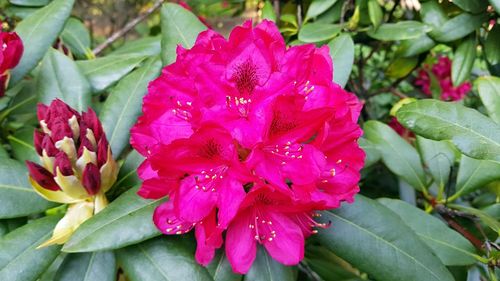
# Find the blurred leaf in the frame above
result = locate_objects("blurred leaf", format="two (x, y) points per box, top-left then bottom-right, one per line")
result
(455, 155), (500, 197)
(110, 36), (161, 57)
(315, 0), (343, 23)
(358, 137), (380, 168)
(60, 18), (92, 60)
(476, 76), (500, 124)
(364, 121), (427, 191)
(327, 34), (354, 87)
(317, 195), (454, 281)
(452, 0), (488, 13)
(305, 0), (339, 20)
(490, 0), (500, 14)
(116, 237), (213, 281)
(9, 0), (50, 6)
(298, 23), (342, 43)
(416, 137), (455, 189)
(77, 54), (147, 93)
(397, 35), (436, 57)
(54, 252), (116, 281)
(261, 0), (276, 22)
(367, 0), (383, 29)
(452, 37), (476, 87)
(420, 0), (448, 28)
(397, 100), (500, 162)
(37, 49), (91, 111)
(0, 146), (7, 158)
(10, 0), (75, 85)
(100, 57), (162, 158)
(206, 251), (242, 281)
(385, 57), (418, 79)
(244, 246), (296, 281)
(0, 215), (61, 281)
(0, 158), (56, 219)
(161, 3), (207, 65)
(367, 21), (431, 41)
(485, 25), (500, 65)
(449, 204), (500, 235)
(8, 126), (38, 163)
(379, 198), (478, 266)
(63, 186), (162, 252)
(429, 13), (488, 43)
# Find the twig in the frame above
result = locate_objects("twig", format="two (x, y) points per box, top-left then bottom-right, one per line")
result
(273, 0), (280, 20)
(92, 0), (165, 56)
(296, 0), (303, 27)
(434, 205), (484, 251)
(339, 0), (352, 25)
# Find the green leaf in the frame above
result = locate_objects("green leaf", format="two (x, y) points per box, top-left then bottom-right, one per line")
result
(63, 186), (162, 252)
(54, 251), (116, 281)
(261, 0), (277, 22)
(476, 76), (500, 124)
(485, 25), (500, 67)
(379, 198), (478, 266)
(358, 137), (380, 168)
(0, 215), (62, 281)
(116, 236), (213, 281)
(449, 204), (500, 235)
(327, 34), (354, 87)
(429, 13), (488, 43)
(305, 0), (339, 20)
(161, 3), (207, 65)
(77, 54), (147, 93)
(368, 0), (383, 29)
(100, 57), (162, 158)
(60, 18), (92, 60)
(298, 23), (342, 43)
(416, 137), (456, 189)
(367, 21), (431, 41)
(37, 49), (91, 111)
(207, 251), (242, 281)
(397, 99), (500, 162)
(455, 155), (500, 197)
(385, 56), (418, 79)
(110, 36), (161, 57)
(10, 0), (75, 85)
(397, 34), (436, 57)
(8, 127), (38, 163)
(9, 0), (50, 7)
(452, 37), (476, 86)
(244, 246), (296, 281)
(420, 0), (448, 28)
(490, 0), (500, 14)
(305, 246), (361, 281)
(38, 254), (66, 281)
(317, 195), (454, 281)
(0, 158), (56, 218)
(0, 218), (26, 238)
(452, 0), (488, 13)
(112, 150), (143, 195)
(364, 120), (427, 190)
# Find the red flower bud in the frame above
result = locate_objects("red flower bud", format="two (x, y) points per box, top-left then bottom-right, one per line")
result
(54, 152), (73, 176)
(82, 163), (101, 196)
(0, 31), (23, 97)
(97, 137), (109, 167)
(26, 161), (60, 191)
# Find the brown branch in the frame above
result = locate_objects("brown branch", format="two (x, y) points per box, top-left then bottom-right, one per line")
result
(92, 0), (165, 56)
(273, 0), (280, 20)
(435, 205), (484, 251)
(296, 0), (303, 27)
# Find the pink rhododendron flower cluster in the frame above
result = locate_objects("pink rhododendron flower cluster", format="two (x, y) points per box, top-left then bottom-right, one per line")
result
(131, 20), (364, 273)
(415, 56), (471, 101)
(0, 28), (23, 97)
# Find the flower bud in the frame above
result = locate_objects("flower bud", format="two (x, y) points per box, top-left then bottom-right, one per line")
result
(0, 30), (23, 97)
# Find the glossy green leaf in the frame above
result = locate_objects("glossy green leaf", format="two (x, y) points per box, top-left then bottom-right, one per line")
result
(455, 155), (500, 197)
(244, 246), (296, 281)
(452, 0), (488, 13)
(449, 204), (500, 234)
(429, 13), (488, 43)
(60, 18), (92, 60)
(367, 21), (431, 41)
(452, 37), (476, 86)
(63, 186), (162, 252)
(77, 54), (147, 93)
(420, 0), (448, 28)
(476, 76), (500, 124)
(0, 158), (56, 218)
(37, 48), (91, 111)
(9, 0), (50, 7)
(161, 3), (207, 65)
(368, 0), (383, 29)
(100, 57), (162, 158)
(261, 0), (276, 22)
(0, 216), (61, 281)
(0, 218), (26, 238)
(111, 150), (143, 196)
(327, 34), (354, 87)
(379, 198), (478, 266)
(54, 252), (116, 281)
(305, 246), (362, 281)
(397, 99), (500, 162)
(364, 120), (427, 190)
(110, 36), (161, 57)
(8, 127), (38, 163)
(397, 34), (436, 57)
(39, 254), (66, 281)
(298, 23), (342, 43)
(485, 25), (500, 66)
(358, 137), (380, 168)
(207, 251), (242, 281)
(10, 0), (75, 85)
(116, 236), (213, 281)
(386, 56), (418, 79)
(317, 195), (454, 281)
(416, 137), (456, 189)
(305, 0), (339, 20)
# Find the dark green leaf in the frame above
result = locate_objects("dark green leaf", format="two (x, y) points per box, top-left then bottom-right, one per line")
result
(305, 0), (339, 20)
(367, 21), (431, 41)
(207, 251), (242, 281)
(385, 56), (418, 79)
(429, 13), (488, 43)
(485, 26), (500, 68)
(416, 137), (456, 189)
(63, 186), (162, 252)
(60, 18), (92, 60)
(39, 254), (66, 281)
(452, 37), (476, 86)
(420, 0), (448, 28)
(161, 3), (207, 65)
(368, 0), (383, 29)
(476, 76), (500, 124)
(8, 127), (38, 163)
(449, 204), (500, 234)
(54, 251), (116, 281)
(305, 246), (361, 281)
(37, 49), (91, 111)
(0, 158), (56, 218)
(9, 0), (50, 7)
(0, 216), (61, 281)
(110, 36), (161, 57)
(317, 195), (454, 281)
(244, 246), (296, 281)
(327, 34), (354, 87)
(0, 145), (7, 158)
(364, 120), (427, 190)
(10, 0), (75, 84)
(100, 57), (162, 157)
(455, 155), (500, 197)
(358, 137), (380, 168)
(452, 0), (488, 13)
(116, 236), (213, 281)
(397, 35), (436, 57)
(397, 99), (500, 162)
(298, 23), (342, 43)
(379, 198), (478, 266)
(112, 150), (143, 194)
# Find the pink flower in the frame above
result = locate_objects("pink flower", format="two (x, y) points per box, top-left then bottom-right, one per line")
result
(131, 20), (364, 273)
(414, 56), (472, 101)
(0, 30), (23, 97)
